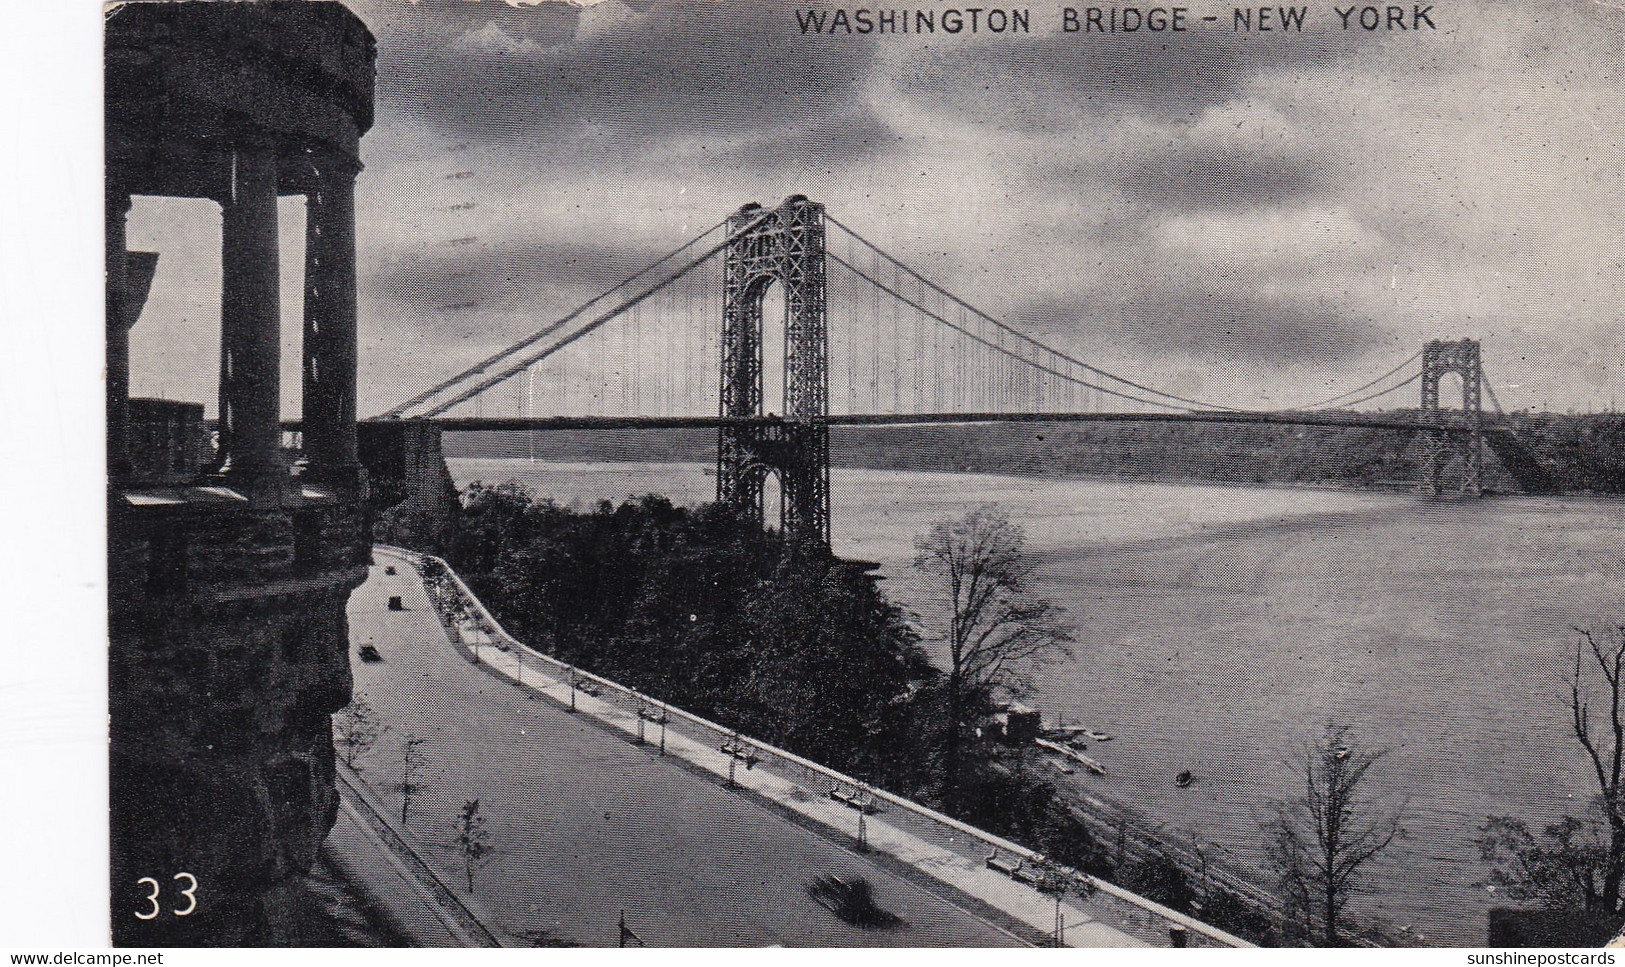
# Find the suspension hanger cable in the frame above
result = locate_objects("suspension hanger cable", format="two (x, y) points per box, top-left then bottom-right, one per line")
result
(1293, 349), (1424, 411)
(383, 216), (731, 419)
(826, 215), (1243, 412)
(417, 209), (777, 418)
(830, 251), (1186, 411)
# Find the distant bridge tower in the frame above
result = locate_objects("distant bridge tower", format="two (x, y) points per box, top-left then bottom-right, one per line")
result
(717, 196), (830, 546)
(1420, 338), (1484, 496)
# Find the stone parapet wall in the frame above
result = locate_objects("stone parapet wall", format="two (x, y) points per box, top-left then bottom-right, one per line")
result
(109, 577), (358, 945)
(109, 493), (368, 945)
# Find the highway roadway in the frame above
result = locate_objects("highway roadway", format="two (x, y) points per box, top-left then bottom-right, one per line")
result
(342, 560), (1031, 947)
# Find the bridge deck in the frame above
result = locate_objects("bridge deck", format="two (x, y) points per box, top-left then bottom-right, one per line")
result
(375, 410), (1476, 433)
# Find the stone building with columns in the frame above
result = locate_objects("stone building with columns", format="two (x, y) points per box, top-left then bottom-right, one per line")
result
(106, 1), (375, 945)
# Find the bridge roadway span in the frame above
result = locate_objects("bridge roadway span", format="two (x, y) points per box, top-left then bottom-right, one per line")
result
(415, 410), (1450, 433)
(338, 551), (1241, 947)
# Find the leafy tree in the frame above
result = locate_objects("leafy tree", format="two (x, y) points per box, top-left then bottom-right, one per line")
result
(441, 481), (535, 583)
(333, 694), (384, 770)
(911, 505), (1072, 809)
(1480, 625), (1625, 916)
(729, 558), (931, 774)
(1477, 812), (1611, 913)
(1264, 722), (1404, 945)
(456, 799), (494, 893)
(1119, 848), (1196, 914)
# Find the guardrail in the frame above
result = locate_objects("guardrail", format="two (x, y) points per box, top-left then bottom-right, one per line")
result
(376, 545), (1251, 948)
(334, 760), (509, 947)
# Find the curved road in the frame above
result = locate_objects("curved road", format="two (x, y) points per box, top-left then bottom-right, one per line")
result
(343, 560), (1030, 947)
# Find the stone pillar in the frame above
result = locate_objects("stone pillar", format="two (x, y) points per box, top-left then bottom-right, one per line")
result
(107, 187), (132, 481)
(302, 157), (360, 482)
(219, 143), (283, 490)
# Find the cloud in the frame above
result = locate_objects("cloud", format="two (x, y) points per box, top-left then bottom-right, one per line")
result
(366, 233), (682, 319)
(125, 0), (1625, 415)
(1017, 287), (1393, 372)
(1099, 137), (1338, 212)
(364, 0), (882, 152)
(889, 16), (1393, 134)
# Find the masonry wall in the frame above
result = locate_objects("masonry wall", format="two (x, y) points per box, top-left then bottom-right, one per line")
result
(109, 499), (367, 945)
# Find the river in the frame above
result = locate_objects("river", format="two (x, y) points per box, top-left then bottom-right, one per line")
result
(448, 457), (1622, 944)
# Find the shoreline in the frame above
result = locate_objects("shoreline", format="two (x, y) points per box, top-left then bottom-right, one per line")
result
(445, 450), (1617, 503)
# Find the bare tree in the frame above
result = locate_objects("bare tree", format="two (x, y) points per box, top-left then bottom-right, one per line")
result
(1568, 625), (1625, 912)
(456, 799), (493, 893)
(1478, 626), (1625, 919)
(333, 694), (384, 770)
(1264, 722), (1404, 945)
(912, 505), (1072, 808)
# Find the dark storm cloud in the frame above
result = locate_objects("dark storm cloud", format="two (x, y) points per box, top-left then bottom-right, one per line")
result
(714, 109), (900, 172)
(1094, 139), (1340, 211)
(1018, 288), (1390, 368)
(366, 234), (680, 318)
(895, 22), (1391, 132)
(364, 0), (880, 150)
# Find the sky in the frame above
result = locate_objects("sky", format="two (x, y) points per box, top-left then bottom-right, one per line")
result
(124, 0), (1625, 416)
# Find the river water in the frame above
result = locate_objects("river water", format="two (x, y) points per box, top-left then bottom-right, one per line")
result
(449, 457), (1622, 944)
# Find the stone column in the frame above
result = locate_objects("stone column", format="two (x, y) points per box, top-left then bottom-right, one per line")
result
(302, 156), (360, 482)
(219, 142), (283, 490)
(107, 186), (132, 481)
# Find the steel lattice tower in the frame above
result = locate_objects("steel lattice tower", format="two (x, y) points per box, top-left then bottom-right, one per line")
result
(1420, 337), (1484, 495)
(717, 196), (830, 546)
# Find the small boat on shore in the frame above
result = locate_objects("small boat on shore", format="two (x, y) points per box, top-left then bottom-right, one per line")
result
(1035, 737), (1107, 775)
(1049, 724), (1113, 743)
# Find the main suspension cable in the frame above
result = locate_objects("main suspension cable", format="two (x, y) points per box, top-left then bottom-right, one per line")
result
(1294, 349), (1424, 411)
(383, 216), (730, 419)
(830, 251), (1186, 411)
(826, 215), (1242, 412)
(418, 209), (776, 418)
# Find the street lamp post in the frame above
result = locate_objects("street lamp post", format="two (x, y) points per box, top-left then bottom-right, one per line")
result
(721, 732), (754, 788)
(1031, 858), (1089, 948)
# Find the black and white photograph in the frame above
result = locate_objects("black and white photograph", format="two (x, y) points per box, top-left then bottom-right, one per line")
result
(6, 0), (1625, 953)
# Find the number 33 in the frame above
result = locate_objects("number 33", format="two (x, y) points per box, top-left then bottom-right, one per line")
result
(135, 873), (197, 920)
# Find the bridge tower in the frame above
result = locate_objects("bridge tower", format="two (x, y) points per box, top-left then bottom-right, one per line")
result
(717, 196), (831, 546)
(1420, 338), (1484, 495)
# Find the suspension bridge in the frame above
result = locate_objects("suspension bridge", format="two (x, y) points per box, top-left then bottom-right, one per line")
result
(356, 195), (1558, 547)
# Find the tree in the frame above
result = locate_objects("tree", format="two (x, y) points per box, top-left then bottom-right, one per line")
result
(456, 798), (494, 893)
(912, 505), (1073, 809)
(1480, 625), (1625, 916)
(1477, 813), (1610, 913)
(1568, 625), (1625, 912)
(333, 694), (384, 770)
(1264, 722), (1404, 945)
